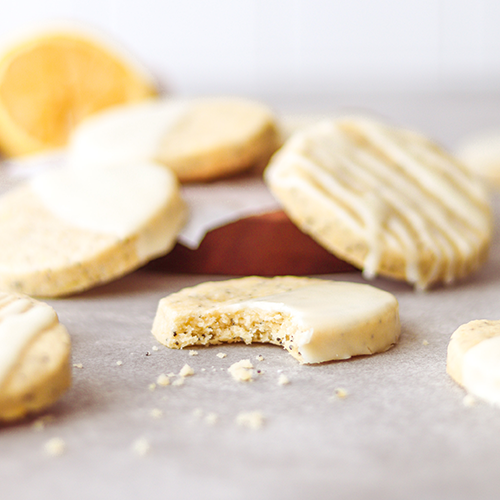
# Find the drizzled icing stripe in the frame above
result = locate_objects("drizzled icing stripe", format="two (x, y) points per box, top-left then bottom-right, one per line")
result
(339, 133), (479, 279)
(266, 117), (491, 289)
(350, 119), (488, 228)
(0, 293), (58, 387)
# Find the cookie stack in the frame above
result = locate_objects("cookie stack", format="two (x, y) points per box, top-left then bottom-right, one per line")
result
(0, 23), (495, 421)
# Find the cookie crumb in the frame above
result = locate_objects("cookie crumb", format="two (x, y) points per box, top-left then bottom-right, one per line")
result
(256, 355), (264, 361)
(236, 411), (265, 429)
(189, 350), (198, 356)
(422, 339), (429, 346)
(228, 360), (254, 382)
(167, 372), (176, 377)
(156, 374), (170, 386)
(116, 360), (123, 366)
(172, 377), (185, 387)
(44, 437), (66, 456)
(148, 383), (156, 391)
(334, 388), (349, 399)
(205, 412), (219, 426)
(132, 438), (151, 457)
(33, 420), (46, 431)
(150, 408), (163, 419)
(152, 346), (159, 351)
(216, 352), (227, 359)
(463, 394), (477, 407)
(193, 408), (204, 418)
(73, 363), (83, 369)
(278, 374), (290, 386)
(179, 364), (194, 377)
(32, 415), (54, 431)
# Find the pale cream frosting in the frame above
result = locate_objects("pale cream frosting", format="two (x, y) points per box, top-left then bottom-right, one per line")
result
(0, 293), (57, 386)
(68, 99), (190, 170)
(226, 281), (400, 364)
(462, 335), (500, 406)
(29, 162), (185, 260)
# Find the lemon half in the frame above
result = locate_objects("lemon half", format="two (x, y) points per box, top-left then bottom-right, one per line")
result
(0, 27), (158, 157)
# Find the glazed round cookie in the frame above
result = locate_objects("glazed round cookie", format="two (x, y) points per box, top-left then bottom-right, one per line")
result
(447, 320), (500, 406)
(68, 97), (281, 182)
(0, 292), (71, 422)
(0, 162), (187, 297)
(265, 117), (492, 289)
(152, 276), (400, 364)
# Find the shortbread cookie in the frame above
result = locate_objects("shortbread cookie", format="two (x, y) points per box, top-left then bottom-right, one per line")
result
(447, 320), (500, 406)
(456, 131), (500, 188)
(265, 117), (492, 289)
(152, 276), (400, 364)
(0, 292), (71, 422)
(68, 97), (281, 182)
(0, 162), (186, 297)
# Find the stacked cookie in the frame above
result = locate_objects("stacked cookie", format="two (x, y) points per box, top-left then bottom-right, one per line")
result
(0, 293), (71, 422)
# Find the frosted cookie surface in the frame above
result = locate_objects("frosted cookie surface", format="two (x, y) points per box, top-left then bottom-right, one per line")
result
(0, 162), (186, 297)
(447, 320), (500, 406)
(68, 97), (281, 182)
(456, 131), (500, 188)
(0, 292), (71, 422)
(264, 117), (492, 289)
(152, 276), (400, 364)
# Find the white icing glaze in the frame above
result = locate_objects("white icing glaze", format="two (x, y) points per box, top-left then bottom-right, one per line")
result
(457, 131), (500, 184)
(266, 117), (491, 289)
(228, 281), (400, 364)
(462, 335), (500, 406)
(68, 99), (191, 170)
(0, 294), (57, 386)
(29, 163), (182, 253)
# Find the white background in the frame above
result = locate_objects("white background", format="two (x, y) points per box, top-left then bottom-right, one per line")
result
(2, 0), (500, 97)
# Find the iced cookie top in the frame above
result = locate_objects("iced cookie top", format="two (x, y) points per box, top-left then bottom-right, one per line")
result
(0, 293), (58, 387)
(265, 116), (492, 289)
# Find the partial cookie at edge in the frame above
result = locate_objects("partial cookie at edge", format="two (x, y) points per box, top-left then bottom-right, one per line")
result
(0, 292), (71, 423)
(0, 162), (187, 297)
(447, 319), (500, 406)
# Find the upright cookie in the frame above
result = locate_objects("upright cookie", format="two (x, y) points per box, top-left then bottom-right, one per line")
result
(447, 320), (500, 406)
(68, 97), (281, 182)
(0, 292), (71, 422)
(0, 162), (187, 297)
(265, 117), (492, 289)
(152, 276), (400, 364)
